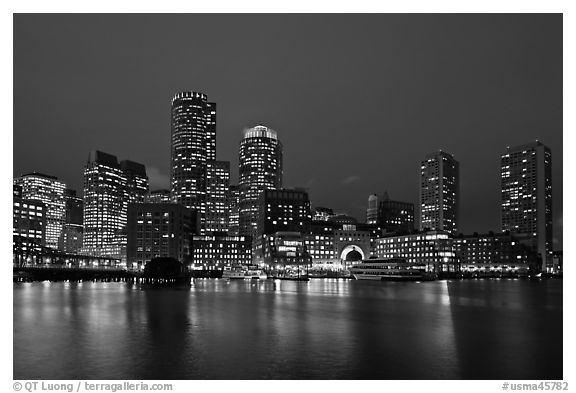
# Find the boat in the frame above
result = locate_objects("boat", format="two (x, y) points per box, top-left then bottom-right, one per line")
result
(350, 258), (435, 281)
(222, 265), (267, 280)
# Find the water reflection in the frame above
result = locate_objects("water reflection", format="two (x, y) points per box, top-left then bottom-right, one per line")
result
(14, 279), (562, 379)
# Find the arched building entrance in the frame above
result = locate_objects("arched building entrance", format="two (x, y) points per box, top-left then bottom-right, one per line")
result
(340, 245), (365, 263)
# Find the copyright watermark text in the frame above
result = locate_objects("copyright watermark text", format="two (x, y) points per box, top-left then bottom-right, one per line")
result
(13, 382), (173, 393)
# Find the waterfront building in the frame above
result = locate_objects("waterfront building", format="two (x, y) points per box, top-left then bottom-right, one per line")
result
(304, 223), (338, 269)
(239, 125), (283, 238)
(191, 234), (252, 270)
(366, 194), (378, 224)
(227, 185), (240, 236)
(334, 226), (371, 269)
(126, 203), (197, 270)
(14, 172), (66, 249)
(376, 192), (414, 233)
(501, 141), (553, 272)
(254, 188), (311, 263)
(82, 150), (148, 259)
(206, 160), (230, 233)
(259, 232), (311, 274)
(420, 151), (460, 234)
(256, 188), (311, 237)
(452, 232), (538, 268)
(376, 230), (457, 273)
(13, 185), (46, 264)
(170, 91), (216, 233)
(145, 189), (172, 204)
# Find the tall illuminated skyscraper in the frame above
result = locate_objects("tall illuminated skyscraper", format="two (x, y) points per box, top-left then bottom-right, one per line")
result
(170, 91), (215, 232)
(206, 160), (230, 233)
(82, 150), (148, 259)
(239, 125), (283, 238)
(501, 141), (552, 271)
(14, 172), (66, 249)
(227, 185), (240, 236)
(419, 151), (459, 234)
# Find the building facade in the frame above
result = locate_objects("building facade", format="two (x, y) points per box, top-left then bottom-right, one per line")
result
(13, 185), (46, 264)
(82, 150), (148, 259)
(420, 151), (459, 234)
(14, 172), (66, 249)
(452, 232), (538, 269)
(376, 230), (457, 273)
(238, 125), (283, 238)
(227, 185), (240, 236)
(206, 160), (230, 233)
(366, 194), (379, 224)
(126, 203), (197, 270)
(145, 189), (172, 204)
(58, 188), (84, 254)
(170, 91), (216, 233)
(191, 234), (252, 270)
(501, 141), (553, 271)
(376, 192), (414, 233)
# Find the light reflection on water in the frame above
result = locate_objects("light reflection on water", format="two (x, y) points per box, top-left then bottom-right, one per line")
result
(14, 278), (562, 380)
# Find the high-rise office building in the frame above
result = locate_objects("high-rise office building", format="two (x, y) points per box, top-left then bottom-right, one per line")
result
(239, 125), (283, 238)
(58, 188), (84, 253)
(227, 185), (240, 236)
(420, 151), (459, 234)
(206, 102), (217, 161)
(82, 150), (148, 259)
(170, 91), (215, 233)
(206, 160), (230, 233)
(501, 141), (553, 271)
(13, 184), (46, 247)
(14, 172), (66, 249)
(366, 194), (378, 224)
(377, 192), (414, 233)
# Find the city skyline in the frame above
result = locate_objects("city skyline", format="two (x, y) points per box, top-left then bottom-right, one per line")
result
(13, 14), (563, 247)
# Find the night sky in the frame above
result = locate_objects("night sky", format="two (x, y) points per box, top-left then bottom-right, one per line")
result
(13, 14), (563, 248)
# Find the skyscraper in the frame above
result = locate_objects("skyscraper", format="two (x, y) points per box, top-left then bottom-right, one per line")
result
(227, 185), (240, 236)
(82, 150), (148, 259)
(58, 188), (84, 254)
(239, 125), (283, 238)
(170, 91), (215, 232)
(376, 192), (415, 233)
(419, 151), (459, 234)
(206, 160), (230, 233)
(14, 172), (66, 249)
(366, 194), (378, 224)
(501, 141), (552, 271)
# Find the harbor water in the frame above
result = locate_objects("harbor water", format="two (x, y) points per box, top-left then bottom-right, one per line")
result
(13, 278), (562, 380)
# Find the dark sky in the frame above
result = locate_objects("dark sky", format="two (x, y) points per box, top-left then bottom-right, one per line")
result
(13, 14), (563, 248)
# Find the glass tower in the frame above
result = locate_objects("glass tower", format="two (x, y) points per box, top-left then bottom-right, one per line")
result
(239, 125), (283, 238)
(14, 173), (66, 250)
(206, 160), (230, 233)
(419, 151), (459, 234)
(170, 91), (216, 233)
(501, 141), (552, 271)
(82, 150), (148, 259)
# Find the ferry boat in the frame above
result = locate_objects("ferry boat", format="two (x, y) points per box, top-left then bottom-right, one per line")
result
(350, 258), (435, 281)
(222, 265), (267, 280)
